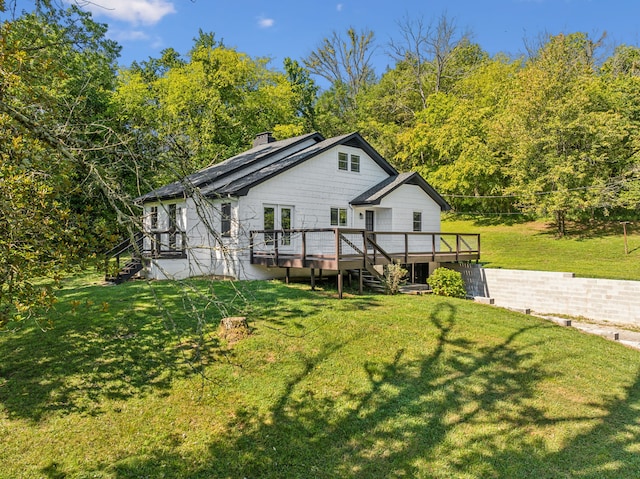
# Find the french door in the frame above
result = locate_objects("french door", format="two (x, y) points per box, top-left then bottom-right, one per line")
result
(264, 205), (293, 248)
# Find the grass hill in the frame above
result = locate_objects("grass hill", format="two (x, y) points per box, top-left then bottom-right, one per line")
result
(442, 215), (640, 280)
(1, 278), (639, 478)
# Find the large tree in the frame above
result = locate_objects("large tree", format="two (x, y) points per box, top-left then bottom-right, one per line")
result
(0, 3), (127, 325)
(304, 27), (377, 135)
(115, 32), (305, 187)
(497, 33), (639, 234)
(394, 56), (518, 212)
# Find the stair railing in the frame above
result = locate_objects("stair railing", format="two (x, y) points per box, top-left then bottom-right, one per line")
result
(104, 232), (144, 281)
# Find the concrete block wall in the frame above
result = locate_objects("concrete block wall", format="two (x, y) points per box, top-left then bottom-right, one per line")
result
(446, 264), (640, 327)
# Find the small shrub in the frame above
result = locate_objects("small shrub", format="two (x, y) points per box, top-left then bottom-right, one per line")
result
(427, 268), (466, 298)
(382, 263), (408, 295)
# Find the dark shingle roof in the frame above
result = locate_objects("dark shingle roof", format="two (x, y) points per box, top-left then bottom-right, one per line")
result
(350, 172), (451, 211)
(136, 132), (324, 202)
(137, 132), (401, 203)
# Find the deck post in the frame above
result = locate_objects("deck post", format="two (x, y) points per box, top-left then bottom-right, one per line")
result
(310, 268), (315, 290)
(404, 233), (409, 264)
(301, 231), (307, 267)
(285, 267), (290, 284)
(319, 269), (323, 282)
(431, 233), (436, 262)
(373, 233), (377, 264)
(334, 228), (340, 270)
(359, 268), (363, 294)
(338, 270), (343, 299)
(362, 230), (367, 268)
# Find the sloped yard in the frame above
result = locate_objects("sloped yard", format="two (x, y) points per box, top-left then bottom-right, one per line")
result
(442, 217), (640, 281)
(1, 279), (639, 478)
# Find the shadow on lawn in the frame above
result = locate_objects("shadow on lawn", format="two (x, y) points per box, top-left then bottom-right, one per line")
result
(248, 279), (382, 330)
(96, 302), (640, 478)
(0, 280), (241, 422)
(0, 279), (377, 424)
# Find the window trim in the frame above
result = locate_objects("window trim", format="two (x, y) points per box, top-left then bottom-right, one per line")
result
(168, 204), (177, 248)
(350, 154), (360, 172)
(330, 207), (348, 227)
(338, 152), (348, 171)
(280, 206), (292, 246)
(338, 151), (362, 173)
(413, 211), (422, 232)
(221, 202), (231, 238)
(149, 206), (158, 231)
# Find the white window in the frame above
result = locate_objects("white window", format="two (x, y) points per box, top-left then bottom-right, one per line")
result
(338, 151), (361, 173)
(350, 154), (360, 172)
(338, 152), (348, 170)
(149, 206), (158, 231)
(330, 207), (348, 227)
(221, 202), (231, 238)
(413, 212), (422, 232)
(264, 204), (294, 246)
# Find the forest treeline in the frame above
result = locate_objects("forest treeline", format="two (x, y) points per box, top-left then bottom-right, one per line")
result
(1, 2), (639, 323)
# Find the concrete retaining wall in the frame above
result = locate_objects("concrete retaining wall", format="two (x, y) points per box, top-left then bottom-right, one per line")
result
(446, 264), (640, 327)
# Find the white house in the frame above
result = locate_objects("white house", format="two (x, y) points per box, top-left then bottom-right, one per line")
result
(133, 131), (479, 290)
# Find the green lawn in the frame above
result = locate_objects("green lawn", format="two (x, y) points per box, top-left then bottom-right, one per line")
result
(1, 278), (639, 478)
(442, 216), (640, 280)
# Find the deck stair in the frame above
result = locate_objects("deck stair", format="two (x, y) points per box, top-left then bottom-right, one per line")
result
(104, 232), (144, 284)
(350, 268), (386, 293)
(106, 258), (143, 284)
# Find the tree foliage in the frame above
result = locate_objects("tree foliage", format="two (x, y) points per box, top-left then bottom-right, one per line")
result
(380, 30), (640, 231)
(115, 32), (309, 186)
(4, 1), (640, 325)
(0, 4), (126, 325)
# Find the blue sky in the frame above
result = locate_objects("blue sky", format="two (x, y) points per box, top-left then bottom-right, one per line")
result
(37, 1), (640, 74)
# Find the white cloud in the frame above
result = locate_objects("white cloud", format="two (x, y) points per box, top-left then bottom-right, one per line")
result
(336, 3), (344, 12)
(76, 0), (176, 26)
(112, 30), (149, 42)
(258, 16), (275, 28)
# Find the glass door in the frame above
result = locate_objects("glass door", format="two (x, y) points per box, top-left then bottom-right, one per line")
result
(263, 205), (294, 249)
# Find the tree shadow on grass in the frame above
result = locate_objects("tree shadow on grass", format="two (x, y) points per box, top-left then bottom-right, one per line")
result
(0, 279), (379, 424)
(97, 302), (614, 479)
(482, 367), (640, 478)
(462, 214), (535, 227)
(246, 280), (382, 329)
(0, 279), (239, 422)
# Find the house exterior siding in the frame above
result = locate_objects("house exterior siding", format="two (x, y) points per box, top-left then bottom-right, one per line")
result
(235, 144), (399, 279)
(137, 132), (451, 281)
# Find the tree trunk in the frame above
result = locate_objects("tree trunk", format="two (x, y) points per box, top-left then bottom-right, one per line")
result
(555, 210), (566, 237)
(218, 316), (250, 343)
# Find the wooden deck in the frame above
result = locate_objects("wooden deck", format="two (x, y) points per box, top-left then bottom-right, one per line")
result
(250, 228), (480, 272)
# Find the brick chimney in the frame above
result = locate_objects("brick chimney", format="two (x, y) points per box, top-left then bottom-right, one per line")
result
(253, 131), (276, 147)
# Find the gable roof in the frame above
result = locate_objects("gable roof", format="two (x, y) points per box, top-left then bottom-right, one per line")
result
(350, 171), (451, 211)
(137, 132), (324, 202)
(137, 132), (398, 203)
